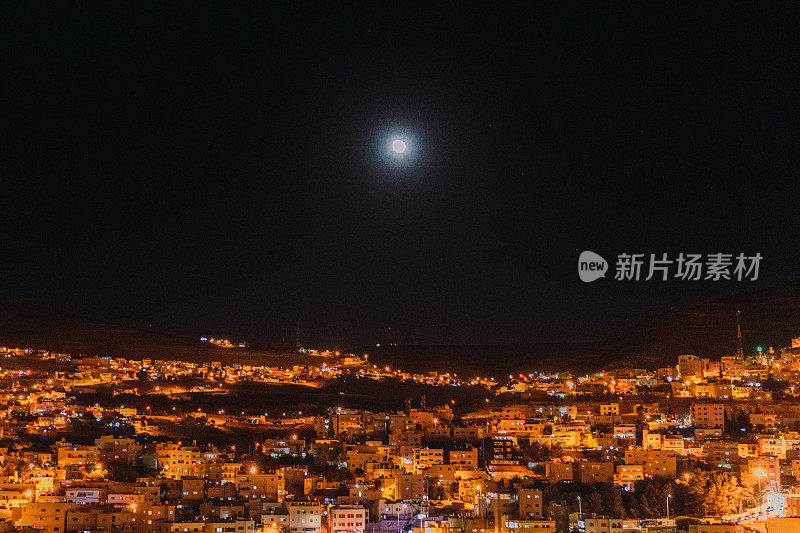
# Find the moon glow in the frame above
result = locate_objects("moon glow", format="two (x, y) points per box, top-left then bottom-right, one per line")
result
(391, 139), (407, 154)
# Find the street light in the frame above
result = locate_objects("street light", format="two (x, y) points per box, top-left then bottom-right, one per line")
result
(755, 470), (767, 518)
(666, 494), (671, 521)
(577, 495), (582, 520)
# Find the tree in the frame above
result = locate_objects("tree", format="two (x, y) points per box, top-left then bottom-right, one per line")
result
(688, 470), (752, 517)
(625, 496), (639, 518)
(428, 480), (446, 500)
(522, 442), (551, 462)
(637, 494), (653, 518)
(608, 489), (625, 518)
(707, 472), (752, 516)
(589, 491), (604, 515)
(685, 470), (710, 515)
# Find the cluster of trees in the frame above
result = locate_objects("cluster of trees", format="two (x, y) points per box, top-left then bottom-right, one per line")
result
(685, 469), (753, 517)
(520, 441), (562, 463)
(534, 471), (755, 520)
(534, 479), (674, 519)
(545, 478), (675, 519)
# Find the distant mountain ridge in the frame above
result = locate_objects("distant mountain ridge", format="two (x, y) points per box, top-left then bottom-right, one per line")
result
(359, 286), (800, 375)
(594, 287), (800, 369)
(0, 305), (318, 367)
(1, 286), (799, 374)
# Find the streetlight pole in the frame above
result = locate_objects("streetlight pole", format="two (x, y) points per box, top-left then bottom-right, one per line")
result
(666, 494), (671, 522)
(578, 495), (582, 519)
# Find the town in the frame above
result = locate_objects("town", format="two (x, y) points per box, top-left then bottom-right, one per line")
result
(0, 337), (797, 533)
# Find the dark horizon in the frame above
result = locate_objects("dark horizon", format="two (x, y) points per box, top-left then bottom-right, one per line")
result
(4, 278), (800, 375)
(4, 5), (800, 348)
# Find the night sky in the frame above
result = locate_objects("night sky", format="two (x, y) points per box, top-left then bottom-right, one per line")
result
(3, 5), (800, 348)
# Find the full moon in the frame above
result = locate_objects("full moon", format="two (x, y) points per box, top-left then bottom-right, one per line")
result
(391, 139), (407, 154)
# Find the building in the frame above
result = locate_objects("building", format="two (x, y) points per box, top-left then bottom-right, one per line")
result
(679, 355), (706, 380)
(262, 509), (290, 533)
(784, 487), (800, 517)
(56, 443), (100, 467)
(151, 520), (255, 533)
(744, 456), (781, 490)
(414, 448), (444, 470)
(767, 517), (800, 533)
(396, 473), (426, 500)
(180, 478), (204, 500)
(695, 428), (724, 441)
(612, 425), (636, 440)
(614, 464), (643, 488)
(288, 500), (323, 533)
(599, 404), (619, 416)
(236, 472), (285, 501)
(688, 524), (743, 533)
(453, 427), (484, 441)
(331, 409), (364, 436)
(757, 436), (786, 459)
(504, 519), (555, 533)
(449, 449), (479, 469)
(576, 461), (613, 484)
(691, 403), (725, 429)
(328, 505), (367, 533)
(156, 443), (202, 479)
(623, 449), (677, 477)
(486, 436), (517, 467)
(13, 501), (75, 533)
(65, 488), (106, 505)
(545, 461), (574, 482)
(517, 489), (543, 518)
(108, 492), (148, 510)
(642, 432), (663, 450)
(583, 517), (625, 533)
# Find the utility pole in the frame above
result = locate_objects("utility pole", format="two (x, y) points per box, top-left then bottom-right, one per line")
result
(736, 310), (744, 358)
(757, 471), (764, 518)
(666, 494), (671, 521)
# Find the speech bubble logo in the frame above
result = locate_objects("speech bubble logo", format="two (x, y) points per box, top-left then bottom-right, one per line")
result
(578, 251), (608, 282)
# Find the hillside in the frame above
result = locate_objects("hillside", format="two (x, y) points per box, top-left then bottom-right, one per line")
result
(2, 285), (800, 374)
(593, 287), (800, 369)
(0, 306), (320, 367)
(355, 343), (599, 377)
(361, 286), (800, 374)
